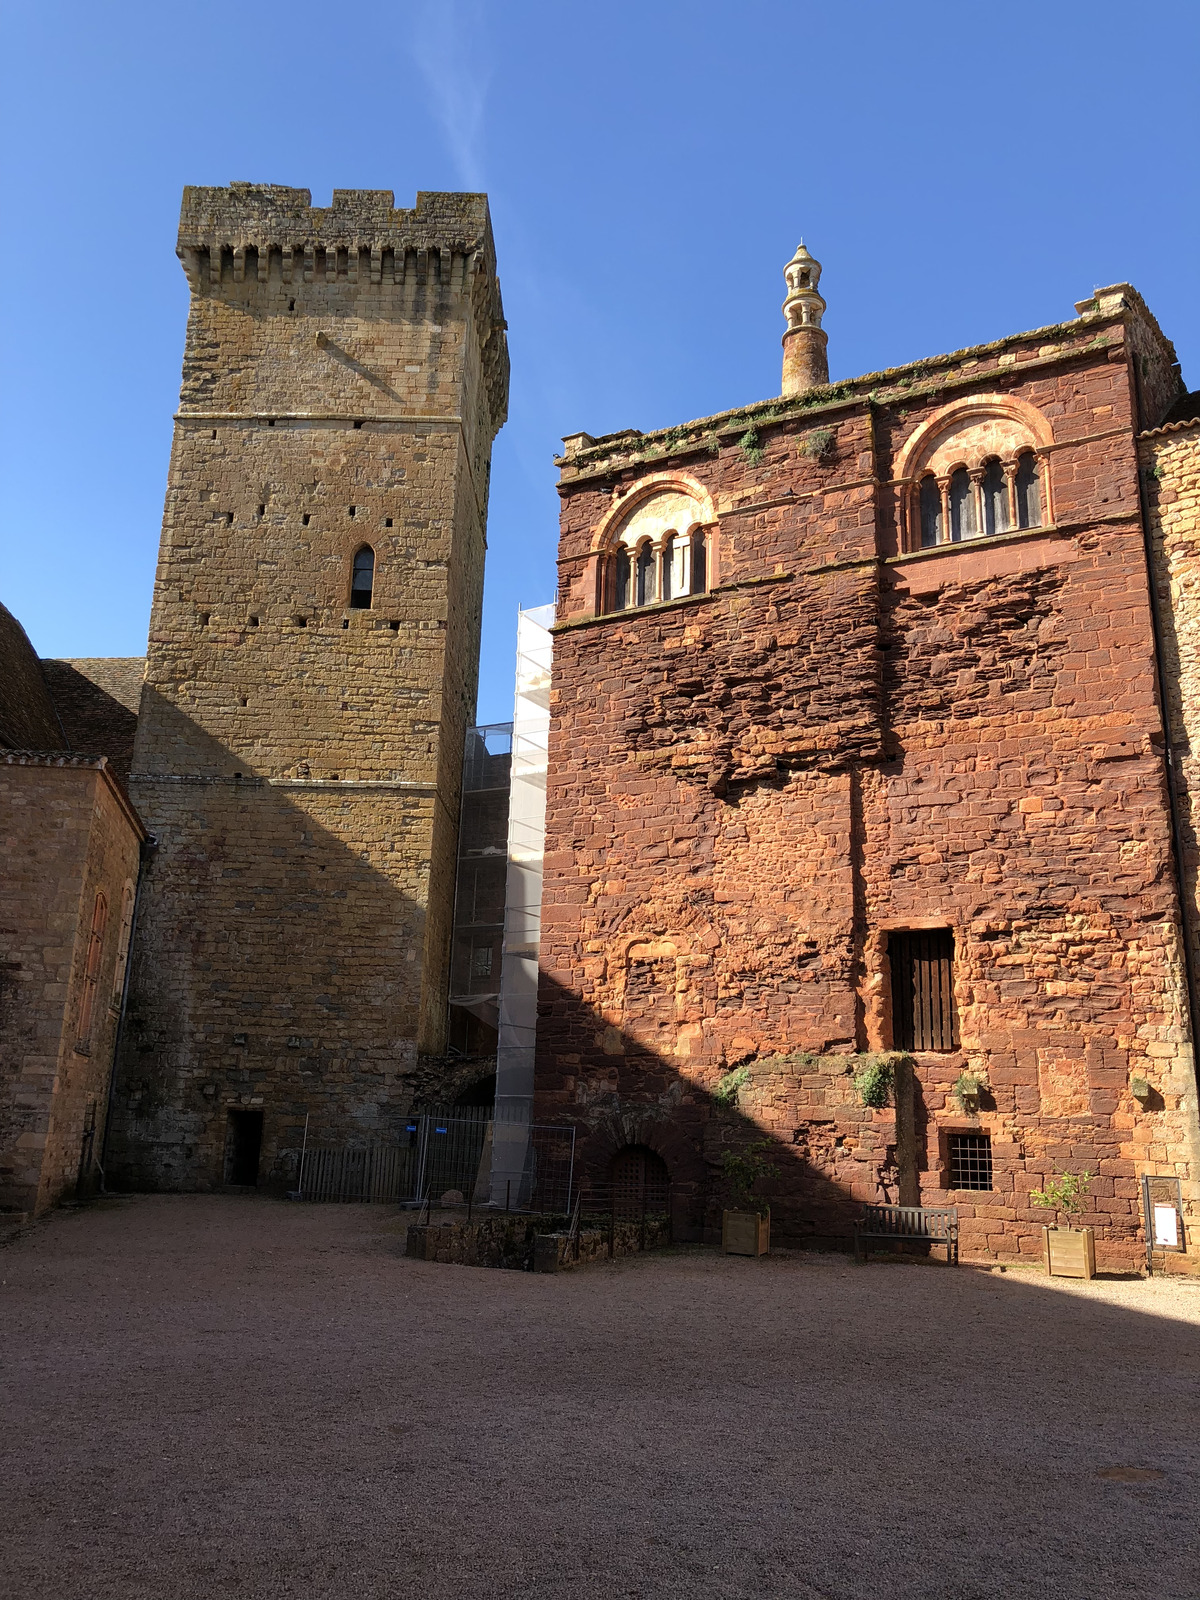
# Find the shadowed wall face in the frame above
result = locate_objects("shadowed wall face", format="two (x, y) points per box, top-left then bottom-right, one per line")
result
(538, 290), (1200, 1269)
(0, 758), (142, 1214)
(109, 185), (509, 1191)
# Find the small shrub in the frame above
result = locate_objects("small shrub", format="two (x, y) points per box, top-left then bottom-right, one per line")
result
(1030, 1170), (1093, 1227)
(952, 1070), (985, 1111)
(738, 428), (765, 465)
(800, 426), (836, 462)
(712, 1065), (750, 1107)
(721, 1142), (774, 1216)
(854, 1058), (894, 1109)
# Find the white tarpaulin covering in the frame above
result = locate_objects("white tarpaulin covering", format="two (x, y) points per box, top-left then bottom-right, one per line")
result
(490, 603), (554, 1204)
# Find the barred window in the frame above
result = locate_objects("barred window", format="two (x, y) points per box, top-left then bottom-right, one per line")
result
(889, 929), (958, 1051)
(949, 1132), (992, 1191)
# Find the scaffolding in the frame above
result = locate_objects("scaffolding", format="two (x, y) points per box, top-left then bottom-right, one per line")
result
(490, 604), (554, 1204)
(446, 722), (513, 1058)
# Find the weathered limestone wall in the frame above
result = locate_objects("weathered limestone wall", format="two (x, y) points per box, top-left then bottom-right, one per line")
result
(537, 294), (1200, 1268)
(108, 185), (508, 1191)
(0, 757), (143, 1214)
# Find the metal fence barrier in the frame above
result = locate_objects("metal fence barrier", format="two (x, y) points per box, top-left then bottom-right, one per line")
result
(291, 1108), (577, 1211)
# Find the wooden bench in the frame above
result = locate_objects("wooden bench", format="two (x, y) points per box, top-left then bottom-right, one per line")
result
(854, 1204), (959, 1266)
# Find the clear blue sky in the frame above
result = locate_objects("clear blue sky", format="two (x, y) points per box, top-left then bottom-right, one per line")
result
(3, 1), (1197, 724)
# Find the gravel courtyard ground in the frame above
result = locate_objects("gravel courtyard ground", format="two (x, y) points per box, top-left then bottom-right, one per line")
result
(1, 1195), (1197, 1600)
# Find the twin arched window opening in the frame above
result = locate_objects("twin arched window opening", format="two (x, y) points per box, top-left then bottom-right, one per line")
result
(350, 545), (375, 608)
(609, 527), (707, 613)
(917, 450), (1043, 550)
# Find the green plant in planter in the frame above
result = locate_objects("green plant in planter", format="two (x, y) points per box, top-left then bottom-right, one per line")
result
(1030, 1170), (1093, 1229)
(721, 1142), (774, 1216)
(853, 1057), (894, 1109)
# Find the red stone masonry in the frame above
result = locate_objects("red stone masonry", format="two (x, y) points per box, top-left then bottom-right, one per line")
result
(536, 286), (1200, 1271)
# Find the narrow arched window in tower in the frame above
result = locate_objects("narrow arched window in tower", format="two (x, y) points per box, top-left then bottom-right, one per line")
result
(691, 528), (707, 593)
(949, 467), (977, 542)
(350, 545), (375, 609)
(76, 891), (109, 1052)
(613, 548), (631, 611)
(982, 457), (1009, 537)
(1016, 451), (1042, 529)
(919, 476), (942, 548)
(635, 542), (656, 607)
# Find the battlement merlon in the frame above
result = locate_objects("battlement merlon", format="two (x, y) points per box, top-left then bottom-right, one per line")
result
(178, 184), (498, 271)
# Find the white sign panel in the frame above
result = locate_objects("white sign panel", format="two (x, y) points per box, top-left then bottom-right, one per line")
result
(1153, 1205), (1180, 1248)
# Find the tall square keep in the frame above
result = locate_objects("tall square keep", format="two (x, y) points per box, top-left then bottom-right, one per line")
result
(106, 185), (509, 1191)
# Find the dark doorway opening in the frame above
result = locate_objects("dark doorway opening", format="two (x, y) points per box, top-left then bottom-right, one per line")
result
(225, 1109), (263, 1186)
(454, 1073), (496, 1109)
(609, 1144), (670, 1218)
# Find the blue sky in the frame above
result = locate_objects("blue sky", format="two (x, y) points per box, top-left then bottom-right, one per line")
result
(2, 0), (1198, 724)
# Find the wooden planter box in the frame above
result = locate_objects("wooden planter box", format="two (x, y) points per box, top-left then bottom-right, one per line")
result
(1043, 1225), (1096, 1279)
(723, 1210), (770, 1257)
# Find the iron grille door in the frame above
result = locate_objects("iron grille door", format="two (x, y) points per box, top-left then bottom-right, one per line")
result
(890, 929), (958, 1051)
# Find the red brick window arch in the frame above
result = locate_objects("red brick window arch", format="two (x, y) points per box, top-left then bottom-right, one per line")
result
(897, 396), (1053, 553)
(596, 482), (714, 614)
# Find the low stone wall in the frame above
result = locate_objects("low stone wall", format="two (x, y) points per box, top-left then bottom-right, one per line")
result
(532, 1218), (672, 1273)
(405, 1211), (671, 1272)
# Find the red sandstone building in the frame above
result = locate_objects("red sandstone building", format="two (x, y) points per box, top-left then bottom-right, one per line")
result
(535, 251), (1200, 1271)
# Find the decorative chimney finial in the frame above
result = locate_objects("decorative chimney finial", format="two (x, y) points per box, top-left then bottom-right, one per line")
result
(781, 241), (828, 396)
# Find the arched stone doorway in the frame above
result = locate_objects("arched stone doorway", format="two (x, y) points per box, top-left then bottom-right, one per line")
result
(609, 1144), (670, 1218)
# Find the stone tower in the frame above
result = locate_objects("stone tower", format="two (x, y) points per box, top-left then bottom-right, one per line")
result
(780, 241), (828, 395)
(107, 184), (509, 1191)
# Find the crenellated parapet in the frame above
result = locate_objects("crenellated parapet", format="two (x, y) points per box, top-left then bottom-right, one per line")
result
(176, 183), (508, 434)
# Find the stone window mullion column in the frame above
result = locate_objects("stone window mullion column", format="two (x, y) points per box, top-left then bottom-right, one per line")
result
(969, 468), (986, 542)
(938, 476), (951, 545)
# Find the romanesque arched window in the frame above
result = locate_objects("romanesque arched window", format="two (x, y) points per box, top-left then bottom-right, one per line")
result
(350, 545), (375, 609)
(598, 484), (712, 613)
(896, 396), (1053, 553)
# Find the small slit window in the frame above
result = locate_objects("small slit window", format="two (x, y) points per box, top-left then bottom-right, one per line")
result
(889, 929), (958, 1051)
(350, 546), (375, 609)
(948, 1133), (992, 1191)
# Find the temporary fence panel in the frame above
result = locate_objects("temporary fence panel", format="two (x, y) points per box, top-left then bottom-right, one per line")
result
(296, 1143), (412, 1204)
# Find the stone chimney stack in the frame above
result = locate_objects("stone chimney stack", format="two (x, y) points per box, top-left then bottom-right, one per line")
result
(781, 241), (828, 396)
